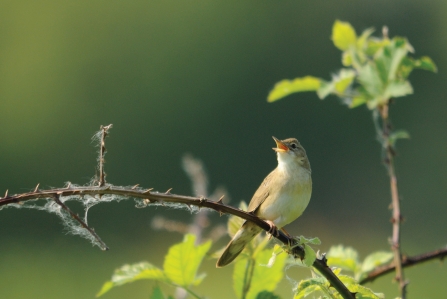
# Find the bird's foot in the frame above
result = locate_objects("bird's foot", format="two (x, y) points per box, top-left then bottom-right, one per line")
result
(265, 220), (280, 239)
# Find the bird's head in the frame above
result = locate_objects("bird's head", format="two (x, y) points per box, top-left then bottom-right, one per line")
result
(272, 136), (310, 171)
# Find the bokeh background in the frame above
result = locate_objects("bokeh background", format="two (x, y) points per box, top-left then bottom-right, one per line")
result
(1, 1), (446, 298)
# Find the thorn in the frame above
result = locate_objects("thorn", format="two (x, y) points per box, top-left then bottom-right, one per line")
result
(143, 188), (154, 194)
(186, 204), (192, 212)
(199, 196), (206, 203)
(217, 195), (224, 204)
(66, 182), (72, 189)
(131, 184), (139, 189)
(34, 183), (40, 192)
(4, 190), (8, 198)
(219, 211), (224, 217)
(320, 253), (328, 265)
(165, 188), (173, 194)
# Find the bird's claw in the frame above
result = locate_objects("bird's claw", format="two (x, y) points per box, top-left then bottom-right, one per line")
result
(266, 220), (279, 239)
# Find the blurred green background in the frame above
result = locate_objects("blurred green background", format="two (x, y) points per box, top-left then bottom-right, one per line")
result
(1, 0), (446, 298)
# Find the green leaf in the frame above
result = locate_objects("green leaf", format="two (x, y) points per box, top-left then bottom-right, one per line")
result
(350, 94), (368, 108)
(332, 20), (357, 51)
(233, 249), (287, 299)
(150, 286), (166, 299)
(358, 63), (383, 97)
(163, 234), (211, 287)
(298, 235), (321, 245)
(388, 130), (410, 147)
(96, 262), (167, 297)
(384, 80), (413, 99)
(366, 38), (389, 56)
(360, 251), (394, 275)
(350, 285), (384, 299)
(256, 291), (282, 299)
(342, 51), (352, 67)
(294, 277), (327, 299)
(303, 244), (316, 267)
(357, 28), (375, 51)
(268, 76), (322, 102)
(316, 80), (335, 99)
(414, 56), (437, 73)
(334, 69), (356, 94)
(327, 245), (360, 273)
(387, 37), (411, 81)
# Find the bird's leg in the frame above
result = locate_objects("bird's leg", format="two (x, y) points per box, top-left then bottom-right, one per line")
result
(265, 220), (280, 239)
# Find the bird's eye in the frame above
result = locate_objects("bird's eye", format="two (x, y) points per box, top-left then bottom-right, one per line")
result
(291, 143), (297, 149)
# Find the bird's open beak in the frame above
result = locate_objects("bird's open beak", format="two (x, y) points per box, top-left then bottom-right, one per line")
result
(272, 136), (288, 152)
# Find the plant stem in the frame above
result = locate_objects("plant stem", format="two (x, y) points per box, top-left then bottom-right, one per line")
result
(378, 104), (407, 298)
(241, 257), (255, 299)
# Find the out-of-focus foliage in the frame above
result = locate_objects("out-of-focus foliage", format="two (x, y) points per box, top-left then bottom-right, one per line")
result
(268, 20), (437, 110)
(97, 234), (211, 297)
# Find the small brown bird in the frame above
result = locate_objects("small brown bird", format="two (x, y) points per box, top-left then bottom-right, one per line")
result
(216, 136), (312, 267)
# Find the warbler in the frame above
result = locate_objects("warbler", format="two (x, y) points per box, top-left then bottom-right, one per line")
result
(216, 136), (312, 267)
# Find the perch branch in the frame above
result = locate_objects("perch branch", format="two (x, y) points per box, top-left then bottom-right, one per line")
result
(0, 186), (355, 299)
(360, 246), (447, 284)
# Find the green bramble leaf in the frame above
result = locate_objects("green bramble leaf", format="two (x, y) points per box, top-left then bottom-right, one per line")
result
(332, 20), (357, 51)
(298, 235), (321, 245)
(384, 80), (413, 99)
(268, 76), (322, 102)
(342, 51), (352, 67)
(334, 69), (356, 94)
(366, 37), (390, 56)
(256, 291), (282, 299)
(96, 262), (167, 297)
(150, 286), (166, 299)
(233, 248), (287, 299)
(163, 234), (211, 287)
(303, 244), (317, 267)
(294, 276), (327, 299)
(338, 275), (384, 299)
(316, 80), (335, 99)
(358, 63), (384, 98)
(388, 130), (410, 148)
(327, 245), (360, 273)
(414, 56), (437, 72)
(360, 251), (393, 277)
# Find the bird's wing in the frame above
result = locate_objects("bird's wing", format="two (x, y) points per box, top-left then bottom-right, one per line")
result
(247, 169), (276, 213)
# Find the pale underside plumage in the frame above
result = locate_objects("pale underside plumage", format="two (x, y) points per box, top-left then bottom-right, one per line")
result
(216, 139), (312, 267)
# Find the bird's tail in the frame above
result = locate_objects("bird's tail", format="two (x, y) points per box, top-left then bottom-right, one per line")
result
(216, 221), (262, 267)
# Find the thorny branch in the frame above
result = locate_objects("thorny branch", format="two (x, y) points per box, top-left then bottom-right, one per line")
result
(98, 124), (112, 187)
(0, 125), (356, 299)
(0, 184), (356, 299)
(378, 104), (407, 298)
(360, 247), (447, 284)
(53, 193), (109, 250)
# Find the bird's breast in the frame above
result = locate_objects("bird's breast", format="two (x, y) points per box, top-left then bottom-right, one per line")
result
(257, 167), (312, 228)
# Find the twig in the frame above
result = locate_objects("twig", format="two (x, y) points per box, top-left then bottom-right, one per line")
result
(378, 104), (407, 297)
(360, 247), (447, 284)
(0, 185), (355, 299)
(53, 194), (109, 250)
(98, 124), (112, 187)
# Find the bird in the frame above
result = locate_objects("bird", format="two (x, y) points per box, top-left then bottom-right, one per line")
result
(216, 136), (312, 267)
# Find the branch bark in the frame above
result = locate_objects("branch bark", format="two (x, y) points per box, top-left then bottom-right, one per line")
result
(379, 104), (407, 298)
(0, 185), (355, 299)
(360, 247), (447, 284)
